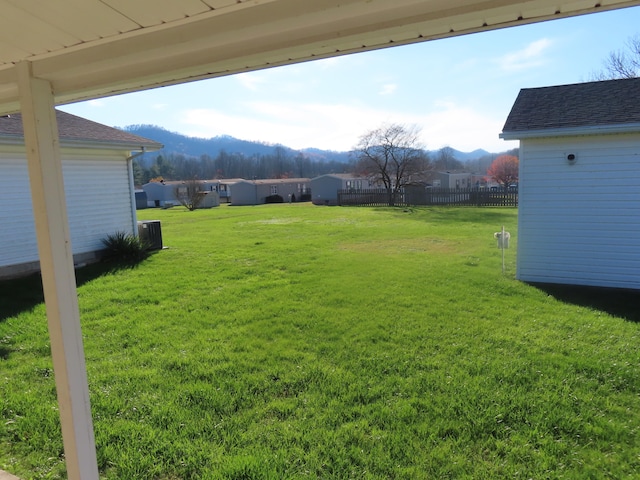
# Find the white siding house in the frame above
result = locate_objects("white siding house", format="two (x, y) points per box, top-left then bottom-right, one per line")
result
(500, 78), (640, 290)
(0, 111), (162, 278)
(142, 180), (220, 208)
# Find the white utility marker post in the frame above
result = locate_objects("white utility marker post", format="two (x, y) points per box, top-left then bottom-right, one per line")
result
(17, 61), (99, 480)
(501, 225), (505, 274)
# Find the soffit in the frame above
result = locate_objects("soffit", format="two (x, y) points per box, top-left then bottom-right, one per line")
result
(1, 0), (639, 115)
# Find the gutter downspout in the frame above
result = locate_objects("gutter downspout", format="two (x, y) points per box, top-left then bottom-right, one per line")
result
(126, 147), (146, 235)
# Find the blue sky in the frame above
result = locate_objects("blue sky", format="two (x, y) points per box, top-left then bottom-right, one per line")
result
(59, 6), (640, 154)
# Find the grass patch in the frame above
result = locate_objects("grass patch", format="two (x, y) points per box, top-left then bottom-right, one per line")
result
(1, 204), (639, 479)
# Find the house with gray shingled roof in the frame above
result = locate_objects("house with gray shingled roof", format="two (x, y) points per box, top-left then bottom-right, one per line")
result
(0, 110), (162, 278)
(500, 77), (640, 290)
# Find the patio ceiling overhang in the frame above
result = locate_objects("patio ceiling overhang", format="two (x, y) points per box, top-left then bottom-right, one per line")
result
(1, 0), (640, 116)
(4, 1), (640, 479)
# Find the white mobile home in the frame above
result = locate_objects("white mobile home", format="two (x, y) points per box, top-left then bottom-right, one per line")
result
(226, 178), (311, 205)
(253, 178), (310, 204)
(142, 179), (220, 208)
(142, 180), (179, 208)
(0, 111), (162, 278)
(501, 78), (640, 290)
(433, 172), (473, 189)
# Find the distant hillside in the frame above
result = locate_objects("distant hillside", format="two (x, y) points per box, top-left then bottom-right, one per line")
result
(451, 148), (490, 161)
(301, 147), (351, 163)
(122, 124), (506, 171)
(122, 124), (351, 163)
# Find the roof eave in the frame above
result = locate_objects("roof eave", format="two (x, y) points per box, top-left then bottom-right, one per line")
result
(61, 138), (164, 151)
(500, 122), (640, 140)
(0, 134), (163, 151)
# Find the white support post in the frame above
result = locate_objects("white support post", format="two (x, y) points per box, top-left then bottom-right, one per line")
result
(17, 61), (99, 480)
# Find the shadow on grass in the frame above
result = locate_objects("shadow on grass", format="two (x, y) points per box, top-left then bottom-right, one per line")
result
(0, 258), (150, 324)
(532, 283), (640, 323)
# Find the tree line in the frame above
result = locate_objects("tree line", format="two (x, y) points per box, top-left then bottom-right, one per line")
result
(132, 146), (352, 185)
(133, 135), (519, 188)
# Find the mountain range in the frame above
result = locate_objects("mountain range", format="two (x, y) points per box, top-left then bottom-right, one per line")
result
(122, 124), (492, 164)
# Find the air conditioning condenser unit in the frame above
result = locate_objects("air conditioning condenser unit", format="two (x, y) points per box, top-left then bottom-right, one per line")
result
(137, 220), (163, 250)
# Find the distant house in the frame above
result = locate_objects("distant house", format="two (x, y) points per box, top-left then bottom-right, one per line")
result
(217, 178), (245, 203)
(311, 174), (372, 205)
(433, 172), (473, 189)
(228, 178), (311, 205)
(142, 179), (220, 208)
(500, 77), (640, 290)
(0, 110), (162, 279)
(253, 178), (310, 204)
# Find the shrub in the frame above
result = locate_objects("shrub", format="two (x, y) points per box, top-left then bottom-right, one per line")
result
(265, 194), (284, 203)
(101, 231), (150, 263)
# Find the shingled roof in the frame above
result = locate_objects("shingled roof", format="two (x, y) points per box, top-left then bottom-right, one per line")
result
(0, 110), (162, 150)
(501, 77), (640, 139)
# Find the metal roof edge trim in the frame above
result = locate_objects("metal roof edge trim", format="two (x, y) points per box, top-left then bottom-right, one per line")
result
(499, 123), (640, 140)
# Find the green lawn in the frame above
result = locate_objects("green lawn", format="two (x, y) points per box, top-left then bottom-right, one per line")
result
(1, 204), (639, 479)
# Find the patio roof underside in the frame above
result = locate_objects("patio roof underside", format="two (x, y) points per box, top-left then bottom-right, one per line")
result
(1, 0), (640, 116)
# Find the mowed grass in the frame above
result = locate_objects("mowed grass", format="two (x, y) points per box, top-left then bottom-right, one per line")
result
(1, 204), (639, 479)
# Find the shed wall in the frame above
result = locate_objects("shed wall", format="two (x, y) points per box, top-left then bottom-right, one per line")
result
(142, 182), (177, 207)
(517, 133), (640, 289)
(230, 182), (257, 206)
(255, 181), (308, 203)
(0, 147), (135, 273)
(311, 176), (343, 205)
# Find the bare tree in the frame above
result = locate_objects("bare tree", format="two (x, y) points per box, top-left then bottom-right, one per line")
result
(353, 123), (430, 206)
(174, 177), (206, 211)
(592, 34), (640, 80)
(434, 146), (464, 172)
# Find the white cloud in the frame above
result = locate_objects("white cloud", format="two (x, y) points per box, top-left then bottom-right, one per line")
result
(180, 102), (383, 151)
(497, 38), (553, 71)
(419, 101), (515, 152)
(379, 84), (397, 95)
(236, 72), (267, 91)
(311, 56), (344, 70)
(87, 99), (106, 107)
(179, 99), (515, 153)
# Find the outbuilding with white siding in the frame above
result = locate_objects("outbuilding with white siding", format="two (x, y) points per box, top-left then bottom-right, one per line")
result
(0, 111), (161, 278)
(500, 77), (640, 290)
